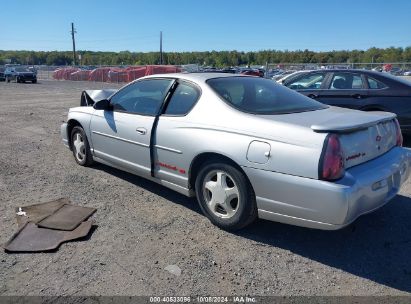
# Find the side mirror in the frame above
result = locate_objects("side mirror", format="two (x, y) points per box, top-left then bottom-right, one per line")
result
(93, 99), (112, 110)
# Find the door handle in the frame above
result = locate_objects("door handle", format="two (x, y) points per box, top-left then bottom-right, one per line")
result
(307, 94), (318, 99)
(136, 128), (146, 135)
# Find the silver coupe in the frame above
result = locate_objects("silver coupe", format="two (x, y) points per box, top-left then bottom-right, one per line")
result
(61, 73), (411, 230)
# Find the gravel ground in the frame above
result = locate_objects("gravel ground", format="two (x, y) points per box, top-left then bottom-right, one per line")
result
(0, 80), (411, 297)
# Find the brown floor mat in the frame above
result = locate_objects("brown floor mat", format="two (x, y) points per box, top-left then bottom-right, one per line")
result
(3, 221), (92, 252)
(37, 204), (96, 231)
(15, 198), (69, 228)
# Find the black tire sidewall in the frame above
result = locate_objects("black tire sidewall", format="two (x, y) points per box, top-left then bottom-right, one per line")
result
(71, 126), (93, 166)
(195, 162), (256, 231)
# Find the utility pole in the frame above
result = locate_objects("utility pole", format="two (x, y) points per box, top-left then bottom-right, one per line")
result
(160, 31), (163, 65)
(71, 22), (77, 66)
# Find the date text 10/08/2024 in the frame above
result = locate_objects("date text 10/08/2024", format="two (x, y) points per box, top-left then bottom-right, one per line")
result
(149, 296), (257, 303)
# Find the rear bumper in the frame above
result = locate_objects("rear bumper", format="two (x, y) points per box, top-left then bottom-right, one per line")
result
(243, 147), (411, 230)
(61, 123), (69, 148)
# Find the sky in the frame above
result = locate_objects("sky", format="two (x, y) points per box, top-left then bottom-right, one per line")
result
(1, 0), (411, 52)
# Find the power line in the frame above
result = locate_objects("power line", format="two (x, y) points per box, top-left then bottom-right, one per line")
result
(0, 35), (158, 44)
(77, 35), (158, 43)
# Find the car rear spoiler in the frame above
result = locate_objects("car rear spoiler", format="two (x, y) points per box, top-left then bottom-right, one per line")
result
(80, 89), (118, 106)
(311, 111), (396, 133)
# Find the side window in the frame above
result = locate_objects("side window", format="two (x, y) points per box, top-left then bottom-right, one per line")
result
(110, 79), (173, 115)
(367, 77), (387, 89)
(164, 82), (200, 115)
(285, 73), (325, 90)
(330, 73), (364, 90)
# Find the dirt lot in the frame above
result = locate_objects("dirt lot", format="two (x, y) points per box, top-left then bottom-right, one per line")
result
(1, 80), (411, 296)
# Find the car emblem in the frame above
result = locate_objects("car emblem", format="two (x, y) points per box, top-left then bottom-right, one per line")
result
(376, 135), (382, 142)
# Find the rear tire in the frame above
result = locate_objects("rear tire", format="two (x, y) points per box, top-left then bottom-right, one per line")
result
(32, 79), (37, 84)
(70, 126), (94, 166)
(195, 161), (257, 231)
(6, 77), (10, 83)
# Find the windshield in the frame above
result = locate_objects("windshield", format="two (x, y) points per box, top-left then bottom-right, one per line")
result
(15, 67), (31, 72)
(207, 76), (327, 114)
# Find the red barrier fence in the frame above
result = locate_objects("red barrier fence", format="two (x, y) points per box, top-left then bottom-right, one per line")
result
(69, 70), (91, 81)
(52, 65), (182, 83)
(89, 67), (111, 82)
(126, 67), (147, 81)
(53, 68), (80, 80)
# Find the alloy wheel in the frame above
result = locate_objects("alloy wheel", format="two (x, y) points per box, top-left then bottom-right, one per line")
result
(202, 170), (240, 219)
(73, 132), (86, 162)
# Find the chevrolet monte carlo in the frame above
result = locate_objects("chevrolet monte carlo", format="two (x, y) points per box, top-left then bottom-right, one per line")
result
(61, 73), (411, 230)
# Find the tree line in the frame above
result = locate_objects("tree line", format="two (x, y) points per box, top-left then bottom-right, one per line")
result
(1, 47), (410, 67)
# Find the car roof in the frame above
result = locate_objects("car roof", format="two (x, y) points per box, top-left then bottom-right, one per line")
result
(141, 72), (246, 83)
(304, 69), (382, 75)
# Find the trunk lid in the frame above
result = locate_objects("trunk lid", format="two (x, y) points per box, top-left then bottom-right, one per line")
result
(260, 106), (398, 169)
(337, 118), (398, 168)
(310, 108), (397, 169)
(311, 110), (396, 133)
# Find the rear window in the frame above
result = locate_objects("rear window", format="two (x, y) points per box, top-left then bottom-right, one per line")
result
(367, 77), (387, 89)
(207, 77), (327, 114)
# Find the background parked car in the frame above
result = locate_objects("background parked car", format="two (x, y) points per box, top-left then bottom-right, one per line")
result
(240, 69), (263, 77)
(265, 69), (281, 78)
(271, 70), (295, 81)
(275, 70), (310, 84)
(4, 66), (37, 83)
(390, 67), (403, 76)
(283, 69), (411, 133)
(0, 67), (5, 81)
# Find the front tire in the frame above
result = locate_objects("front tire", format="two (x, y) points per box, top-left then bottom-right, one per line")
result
(195, 161), (257, 231)
(70, 126), (94, 166)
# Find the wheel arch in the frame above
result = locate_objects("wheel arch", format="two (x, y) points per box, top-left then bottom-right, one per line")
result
(66, 119), (84, 150)
(188, 152), (254, 193)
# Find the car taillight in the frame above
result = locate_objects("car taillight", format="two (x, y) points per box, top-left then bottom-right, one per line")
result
(320, 134), (345, 181)
(394, 119), (403, 147)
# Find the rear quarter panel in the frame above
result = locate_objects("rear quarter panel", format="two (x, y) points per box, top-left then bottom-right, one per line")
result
(155, 85), (327, 189)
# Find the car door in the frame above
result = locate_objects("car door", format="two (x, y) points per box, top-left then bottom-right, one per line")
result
(315, 72), (368, 109)
(365, 74), (411, 131)
(90, 78), (174, 178)
(154, 80), (201, 188)
(283, 71), (328, 99)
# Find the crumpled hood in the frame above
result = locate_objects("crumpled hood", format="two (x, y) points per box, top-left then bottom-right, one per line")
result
(80, 89), (118, 106)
